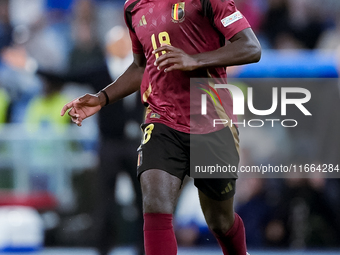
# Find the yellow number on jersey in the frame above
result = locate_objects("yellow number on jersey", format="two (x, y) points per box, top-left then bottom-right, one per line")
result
(151, 32), (171, 59)
(151, 34), (159, 59)
(158, 32), (171, 55)
(142, 124), (154, 144)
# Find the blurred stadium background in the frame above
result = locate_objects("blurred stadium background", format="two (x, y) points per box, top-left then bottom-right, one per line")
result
(0, 0), (340, 254)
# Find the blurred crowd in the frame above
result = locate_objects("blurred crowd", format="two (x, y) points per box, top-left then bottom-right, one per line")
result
(0, 0), (340, 252)
(238, 0), (340, 50)
(0, 0), (127, 126)
(1, 0), (340, 126)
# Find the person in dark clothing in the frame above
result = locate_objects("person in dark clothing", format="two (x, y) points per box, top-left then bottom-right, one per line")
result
(65, 22), (144, 255)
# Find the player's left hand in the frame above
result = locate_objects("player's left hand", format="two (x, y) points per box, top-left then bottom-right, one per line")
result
(153, 44), (199, 72)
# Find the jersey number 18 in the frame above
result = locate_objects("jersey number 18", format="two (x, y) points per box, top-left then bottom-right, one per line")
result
(151, 32), (171, 59)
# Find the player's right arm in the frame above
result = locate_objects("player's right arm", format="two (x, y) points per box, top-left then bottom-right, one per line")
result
(60, 52), (146, 126)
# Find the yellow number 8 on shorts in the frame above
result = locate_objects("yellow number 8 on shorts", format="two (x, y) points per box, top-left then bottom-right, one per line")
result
(142, 124), (154, 144)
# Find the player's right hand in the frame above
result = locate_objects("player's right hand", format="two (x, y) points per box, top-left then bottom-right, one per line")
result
(61, 93), (102, 126)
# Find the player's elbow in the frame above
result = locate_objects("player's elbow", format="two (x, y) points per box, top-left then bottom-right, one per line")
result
(247, 40), (262, 63)
(233, 28), (262, 64)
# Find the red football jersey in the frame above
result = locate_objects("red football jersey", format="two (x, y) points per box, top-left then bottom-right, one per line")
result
(124, 0), (250, 134)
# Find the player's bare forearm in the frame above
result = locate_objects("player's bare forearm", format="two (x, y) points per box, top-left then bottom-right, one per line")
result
(61, 53), (145, 126)
(154, 28), (261, 72)
(98, 53), (146, 106)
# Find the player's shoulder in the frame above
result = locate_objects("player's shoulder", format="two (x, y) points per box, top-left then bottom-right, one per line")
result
(199, 0), (237, 20)
(124, 0), (140, 11)
(124, 0), (141, 30)
(200, 0), (236, 8)
(207, 0), (236, 4)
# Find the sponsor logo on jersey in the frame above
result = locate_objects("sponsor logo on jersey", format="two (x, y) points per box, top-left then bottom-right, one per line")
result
(137, 15), (147, 27)
(171, 2), (185, 22)
(221, 11), (243, 27)
(221, 182), (233, 194)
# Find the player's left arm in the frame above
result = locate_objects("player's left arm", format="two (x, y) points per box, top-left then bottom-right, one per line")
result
(154, 27), (261, 72)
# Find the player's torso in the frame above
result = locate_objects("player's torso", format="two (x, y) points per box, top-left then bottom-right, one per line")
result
(130, 0), (223, 60)
(126, 0), (229, 133)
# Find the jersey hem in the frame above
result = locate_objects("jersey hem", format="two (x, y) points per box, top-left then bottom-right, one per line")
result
(144, 119), (226, 135)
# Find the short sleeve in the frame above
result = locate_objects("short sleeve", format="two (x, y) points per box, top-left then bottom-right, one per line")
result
(128, 29), (144, 54)
(201, 0), (250, 40)
(124, 0), (144, 54)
